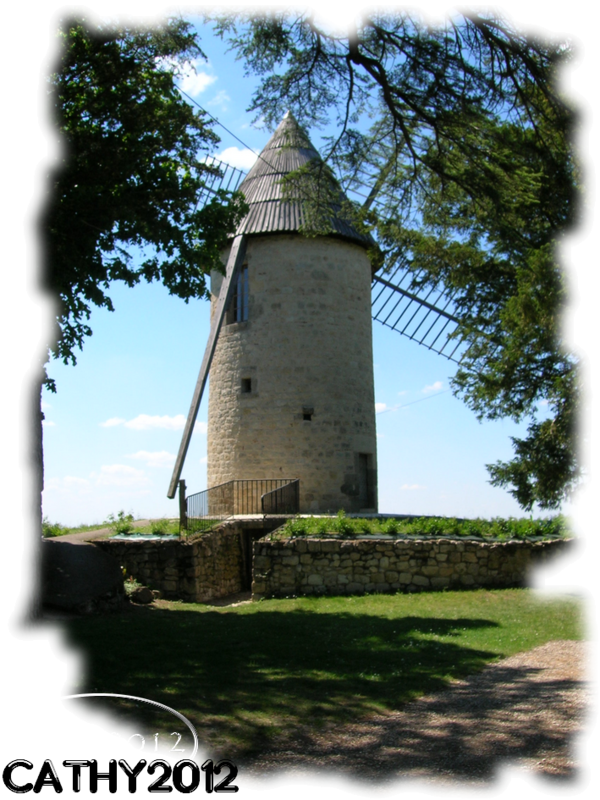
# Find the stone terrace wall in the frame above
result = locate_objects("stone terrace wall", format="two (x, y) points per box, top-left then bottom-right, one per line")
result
(252, 537), (572, 599)
(95, 528), (244, 603)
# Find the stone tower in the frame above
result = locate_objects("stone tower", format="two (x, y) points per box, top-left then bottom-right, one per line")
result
(207, 113), (378, 513)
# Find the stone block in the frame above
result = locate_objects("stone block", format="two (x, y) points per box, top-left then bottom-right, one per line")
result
(421, 566), (439, 577)
(346, 582), (365, 593)
(412, 575), (430, 587)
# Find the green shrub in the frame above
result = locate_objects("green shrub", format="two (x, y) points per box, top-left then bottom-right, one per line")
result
(382, 517), (400, 535)
(332, 510), (355, 535)
(150, 518), (170, 535)
(108, 510), (135, 535)
(42, 517), (66, 538)
(356, 518), (372, 535)
(287, 517), (309, 536)
(315, 518), (330, 535)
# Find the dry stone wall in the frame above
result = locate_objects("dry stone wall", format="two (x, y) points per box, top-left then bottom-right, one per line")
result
(252, 537), (572, 599)
(95, 529), (244, 603)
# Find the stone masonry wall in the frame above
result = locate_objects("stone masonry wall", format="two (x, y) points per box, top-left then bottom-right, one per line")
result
(252, 537), (572, 599)
(208, 234), (378, 514)
(95, 528), (244, 603)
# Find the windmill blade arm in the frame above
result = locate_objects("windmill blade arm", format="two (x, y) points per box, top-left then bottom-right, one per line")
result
(372, 274), (460, 323)
(167, 234), (248, 498)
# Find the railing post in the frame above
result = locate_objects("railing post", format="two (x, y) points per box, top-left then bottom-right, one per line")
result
(179, 479), (187, 532)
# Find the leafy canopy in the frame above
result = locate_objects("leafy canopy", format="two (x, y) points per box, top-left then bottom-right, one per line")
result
(42, 18), (247, 384)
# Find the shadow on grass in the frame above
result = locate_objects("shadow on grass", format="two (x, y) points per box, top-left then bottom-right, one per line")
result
(63, 605), (501, 760)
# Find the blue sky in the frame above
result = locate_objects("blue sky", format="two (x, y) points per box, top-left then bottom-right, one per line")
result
(38, 10), (582, 527)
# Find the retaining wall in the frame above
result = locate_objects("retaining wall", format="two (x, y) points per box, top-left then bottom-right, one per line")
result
(95, 528), (245, 603)
(252, 537), (572, 599)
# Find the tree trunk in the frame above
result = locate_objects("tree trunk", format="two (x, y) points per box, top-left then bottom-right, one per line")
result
(8, 157), (48, 642)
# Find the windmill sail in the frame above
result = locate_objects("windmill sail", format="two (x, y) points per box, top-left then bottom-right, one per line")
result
(371, 269), (466, 361)
(167, 233), (247, 499)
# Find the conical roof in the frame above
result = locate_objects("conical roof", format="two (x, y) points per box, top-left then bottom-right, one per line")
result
(235, 112), (373, 247)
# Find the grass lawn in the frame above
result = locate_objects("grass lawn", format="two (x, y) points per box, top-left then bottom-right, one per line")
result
(61, 588), (583, 761)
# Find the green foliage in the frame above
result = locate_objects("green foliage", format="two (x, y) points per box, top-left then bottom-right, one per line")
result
(42, 517), (68, 537)
(107, 510), (135, 535)
(381, 517), (399, 535)
(332, 510), (355, 535)
(356, 517), (372, 535)
(278, 514), (568, 541)
(315, 517), (330, 535)
(149, 518), (172, 535)
(287, 517), (309, 536)
(123, 575), (144, 597)
(43, 17), (248, 384)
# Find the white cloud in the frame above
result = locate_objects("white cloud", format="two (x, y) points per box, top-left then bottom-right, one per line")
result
(207, 90), (230, 109)
(397, 390), (408, 397)
(180, 70), (217, 96)
(41, 400), (52, 411)
(422, 381), (443, 393)
(99, 414), (206, 434)
(216, 146), (258, 170)
(93, 464), (150, 488)
(200, 456), (208, 464)
(127, 450), (176, 468)
(42, 419), (56, 427)
(100, 417), (126, 428)
(400, 484), (426, 491)
(375, 402), (388, 413)
(156, 56), (217, 97)
(43, 475), (90, 495)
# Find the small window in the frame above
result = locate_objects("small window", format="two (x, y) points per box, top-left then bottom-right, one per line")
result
(231, 264), (249, 323)
(241, 378), (252, 394)
(302, 406), (314, 421)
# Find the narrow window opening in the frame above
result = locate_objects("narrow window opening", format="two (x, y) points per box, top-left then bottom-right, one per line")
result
(302, 406), (314, 421)
(241, 378), (252, 394)
(230, 264), (249, 323)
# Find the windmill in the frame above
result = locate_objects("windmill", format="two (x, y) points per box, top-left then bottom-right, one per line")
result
(168, 112), (463, 521)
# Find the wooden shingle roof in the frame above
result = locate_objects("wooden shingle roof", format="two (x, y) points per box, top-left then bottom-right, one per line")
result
(235, 112), (373, 248)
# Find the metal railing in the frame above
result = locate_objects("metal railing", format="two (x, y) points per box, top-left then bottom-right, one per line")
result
(184, 478), (299, 532)
(261, 479), (300, 514)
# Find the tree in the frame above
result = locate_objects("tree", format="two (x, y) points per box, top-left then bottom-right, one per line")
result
(211, 10), (579, 511)
(38, 5), (244, 378)
(14, 5), (247, 642)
